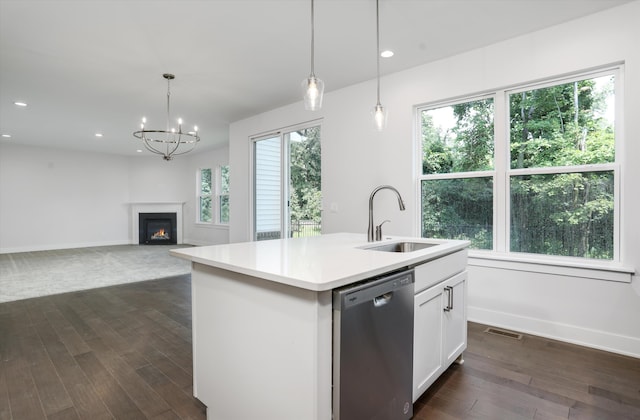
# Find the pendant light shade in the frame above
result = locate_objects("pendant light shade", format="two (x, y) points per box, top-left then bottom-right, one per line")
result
(302, 0), (324, 110)
(302, 76), (324, 111)
(372, 0), (387, 130)
(373, 103), (387, 131)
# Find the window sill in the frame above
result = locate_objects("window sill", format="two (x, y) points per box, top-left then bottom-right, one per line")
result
(194, 223), (229, 230)
(468, 251), (635, 283)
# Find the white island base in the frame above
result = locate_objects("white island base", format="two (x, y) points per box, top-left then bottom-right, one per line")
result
(191, 263), (333, 420)
(171, 233), (470, 419)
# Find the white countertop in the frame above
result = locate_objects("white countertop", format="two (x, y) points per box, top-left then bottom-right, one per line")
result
(170, 233), (469, 291)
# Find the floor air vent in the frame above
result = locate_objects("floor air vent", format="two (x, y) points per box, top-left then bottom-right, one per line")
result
(484, 327), (523, 340)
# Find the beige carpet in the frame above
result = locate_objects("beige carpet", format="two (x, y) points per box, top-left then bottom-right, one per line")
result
(0, 244), (193, 303)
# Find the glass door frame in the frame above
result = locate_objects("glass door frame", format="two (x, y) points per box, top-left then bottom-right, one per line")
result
(250, 119), (322, 242)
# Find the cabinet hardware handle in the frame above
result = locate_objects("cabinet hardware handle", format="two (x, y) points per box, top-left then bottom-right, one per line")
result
(444, 286), (453, 312)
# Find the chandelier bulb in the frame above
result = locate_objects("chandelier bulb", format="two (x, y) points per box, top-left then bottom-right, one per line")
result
(142, 117), (146, 124)
(178, 118), (183, 125)
(194, 125), (198, 132)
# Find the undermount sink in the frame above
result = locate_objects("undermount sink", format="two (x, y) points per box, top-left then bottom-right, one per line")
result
(364, 241), (439, 253)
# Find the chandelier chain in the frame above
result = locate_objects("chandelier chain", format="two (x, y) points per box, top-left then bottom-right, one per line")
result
(166, 77), (171, 132)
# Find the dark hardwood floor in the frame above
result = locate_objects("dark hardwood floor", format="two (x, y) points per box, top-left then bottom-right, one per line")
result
(414, 323), (640, 420)
(0, 275), (204, 420)
(1, 274), (638, 419)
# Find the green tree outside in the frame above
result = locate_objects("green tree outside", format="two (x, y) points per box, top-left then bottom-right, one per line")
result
(289, 126), (321, 237)
(421, 75), (615, 259)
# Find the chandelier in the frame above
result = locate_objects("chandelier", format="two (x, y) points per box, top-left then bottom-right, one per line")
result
(133, 73), (200, 161)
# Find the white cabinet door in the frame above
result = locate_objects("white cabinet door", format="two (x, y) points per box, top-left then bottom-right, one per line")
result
(443, 271), (467, 366)
(412, 270), (468, 402)
(412, 284), (444, 402)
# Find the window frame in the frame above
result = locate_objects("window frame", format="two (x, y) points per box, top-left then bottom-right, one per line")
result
(503, 69), (621, 259)
(417, 93), (497, 251)
(249, 119), (322, 241)
(216, 164), (230, 225)
(197, 167), (213, 224)
(416, 65), (624, 267)
(197, 165), (230, 226)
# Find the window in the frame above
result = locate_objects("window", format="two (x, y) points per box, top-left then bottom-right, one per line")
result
(420, 96), (495, 250)
(253, 123), (321, 241)
(218, 165), (230, 224)
(198, 168), (212, 223)
(418, 67), (620, 261)
(198, 165), (230, 225)
(508, 75), (616, 259)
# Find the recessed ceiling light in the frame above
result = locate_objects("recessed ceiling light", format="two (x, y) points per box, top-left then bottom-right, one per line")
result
(13, 101), (27, 107)
(1, 134), (11, 138)
(381, 50), (394, 58)
(136, 149), (142, 153)
(95, 133), (103, 138)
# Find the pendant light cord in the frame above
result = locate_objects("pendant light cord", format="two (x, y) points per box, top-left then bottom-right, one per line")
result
(310, 0), (316, 77)
(376, 0), (381, 106)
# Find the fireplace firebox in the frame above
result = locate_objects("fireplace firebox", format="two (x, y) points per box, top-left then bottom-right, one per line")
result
(139, 213), (177, 245)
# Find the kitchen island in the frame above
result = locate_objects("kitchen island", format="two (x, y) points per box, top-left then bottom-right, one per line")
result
(170, 233), (469, 420)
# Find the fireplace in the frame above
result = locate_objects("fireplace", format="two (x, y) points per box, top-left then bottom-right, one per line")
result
(139, 213), (177, 245)
(131, 202), (183, 245)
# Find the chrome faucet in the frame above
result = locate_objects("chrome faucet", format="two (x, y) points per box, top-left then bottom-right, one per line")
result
(367, 185), (406, 242)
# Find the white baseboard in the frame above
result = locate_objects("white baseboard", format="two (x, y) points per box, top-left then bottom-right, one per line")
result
(0, 239), (131, 254)
(182, 237), (231, 247)
(468, 306), (640, 359)
(182, 238), (208, 247)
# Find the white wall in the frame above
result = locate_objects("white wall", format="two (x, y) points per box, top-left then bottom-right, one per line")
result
(128, 155), (191, 203)
(0, 143), (229, 252)
(0, 143), (130, 252)
(229, 2), (640, 357)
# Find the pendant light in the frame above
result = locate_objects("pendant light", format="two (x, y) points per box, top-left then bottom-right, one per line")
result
(372, 0), (387, 131)
(301, 0), (324, 110)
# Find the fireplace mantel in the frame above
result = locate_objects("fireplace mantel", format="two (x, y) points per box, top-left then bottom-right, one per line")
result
(130, 202), (184, 244)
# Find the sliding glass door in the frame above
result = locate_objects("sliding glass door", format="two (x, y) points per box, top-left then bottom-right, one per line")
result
(254, 135), (282, 240)
(253, 124), (321, 241)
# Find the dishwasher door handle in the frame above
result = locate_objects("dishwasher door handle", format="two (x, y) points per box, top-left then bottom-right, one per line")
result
(373, 292), (393, 307)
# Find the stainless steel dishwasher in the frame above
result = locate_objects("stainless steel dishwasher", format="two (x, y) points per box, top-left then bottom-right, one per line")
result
(333, 269), (414, 420)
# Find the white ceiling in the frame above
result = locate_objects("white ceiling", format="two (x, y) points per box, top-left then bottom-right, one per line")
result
(0, 0), (633, 157)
